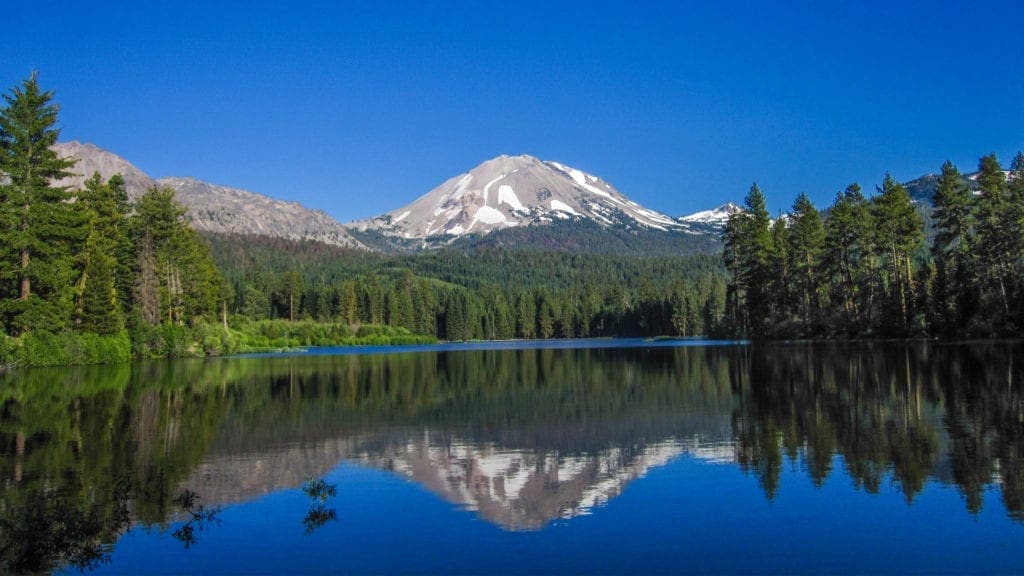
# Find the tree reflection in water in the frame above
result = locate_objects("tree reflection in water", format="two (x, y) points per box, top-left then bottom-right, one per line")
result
(0, 342), (1022, 572)
(0, 480), (130, 573)
(301, 477), (338, 535)
(171, 489), (221, 548)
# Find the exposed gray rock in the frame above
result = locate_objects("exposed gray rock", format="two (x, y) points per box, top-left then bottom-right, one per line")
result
(53, 141), (156, 198)
(52, 141), (365, 249)
(158, 176), (364, 249)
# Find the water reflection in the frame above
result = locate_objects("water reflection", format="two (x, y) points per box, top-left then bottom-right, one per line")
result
(301, 478), (338, 535)
(0, 342), (1022, 572)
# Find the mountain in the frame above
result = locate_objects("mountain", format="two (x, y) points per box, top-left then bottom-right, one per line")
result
(158, 177), (363, 248)
(53, 141), (157, 194)
(53, 141), (365, 249)
(677, 202), (742, 229)
(349, 154), (701, 247)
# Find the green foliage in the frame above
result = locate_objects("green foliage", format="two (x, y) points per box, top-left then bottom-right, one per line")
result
(229, 319), (435, 350)
(15, 330), (131, 366)
(723, 152), (1024, 339)
(133, 186), (228, 327)
(0, 331), (14, 367)
(930, 161), (975, 334)
(0, 73), (83, 334)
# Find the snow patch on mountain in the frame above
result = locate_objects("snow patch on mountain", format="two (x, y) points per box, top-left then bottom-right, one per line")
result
(550, 199), (579, 215)
(498, 185), (525, 212)
(475, 206), (507, 224)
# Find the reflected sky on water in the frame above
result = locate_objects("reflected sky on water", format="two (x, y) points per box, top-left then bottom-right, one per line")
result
(1, 339), (1022, 574)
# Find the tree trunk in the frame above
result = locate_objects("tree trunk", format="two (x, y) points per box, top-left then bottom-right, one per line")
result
(19, 248), (29, 300)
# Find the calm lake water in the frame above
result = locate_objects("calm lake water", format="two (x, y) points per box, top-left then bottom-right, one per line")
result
(2, 339), (1023, 574)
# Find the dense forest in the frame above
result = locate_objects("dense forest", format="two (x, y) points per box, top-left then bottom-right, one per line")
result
(721, 154), (1024, 339)
(205, 233), (726, 342)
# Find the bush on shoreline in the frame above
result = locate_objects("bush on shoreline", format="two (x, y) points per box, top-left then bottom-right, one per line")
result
(0, 321), (437, 368)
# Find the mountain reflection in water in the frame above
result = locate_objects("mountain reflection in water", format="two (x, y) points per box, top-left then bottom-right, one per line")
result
(1, 341), (1022, 572)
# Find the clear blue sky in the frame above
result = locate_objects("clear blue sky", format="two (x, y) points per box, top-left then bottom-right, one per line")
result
(5, 1), (1022, 220)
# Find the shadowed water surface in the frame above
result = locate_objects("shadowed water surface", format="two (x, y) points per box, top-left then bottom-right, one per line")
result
(1, 339), (1022, 574)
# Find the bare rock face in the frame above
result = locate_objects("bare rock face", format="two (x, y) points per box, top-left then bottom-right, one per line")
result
(349, 154), (688, 243)
(53, 141), (156, 198)
(158, 176), (364, 248)
(52, 141), (365, 249)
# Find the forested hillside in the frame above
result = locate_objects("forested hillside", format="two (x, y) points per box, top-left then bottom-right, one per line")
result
(205, 233), (728, 341)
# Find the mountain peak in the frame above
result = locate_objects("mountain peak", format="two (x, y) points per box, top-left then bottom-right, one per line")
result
(678, 202), (742, 228)
(350, 155), (684, 243)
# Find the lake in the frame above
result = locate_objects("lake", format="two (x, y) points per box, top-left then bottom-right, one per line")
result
(1, 339), (1022, 574)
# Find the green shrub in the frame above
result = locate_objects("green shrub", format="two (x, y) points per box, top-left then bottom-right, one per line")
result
(0, 332), (16, 367)
(194, 323), (241, 356)
(16, 330), (132, 367)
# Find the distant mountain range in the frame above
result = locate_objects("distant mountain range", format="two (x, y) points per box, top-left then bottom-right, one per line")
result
(53, 141), (967, 255)
(53, 141), (366, 249)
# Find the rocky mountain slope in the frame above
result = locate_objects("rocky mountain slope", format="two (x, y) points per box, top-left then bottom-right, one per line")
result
(349, 154), (720, 246)
(53, 141), (365, 249)
(53, 141), (156, 194)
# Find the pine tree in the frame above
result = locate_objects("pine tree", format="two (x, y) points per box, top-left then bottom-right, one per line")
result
(788, 193), (825, 334)
(0, 73), (82, 334)
(930, 161), (974, 334)
(823, 184), (875, 334)
(768, 215), (791, 333)
(871, 174), (923, 334)
(76, 173), (131, 333)
(131, 186), (227, 326)
(78, 241), (122, 334)
(972, 154), (1017, 331)
(722, 183), (774, 338)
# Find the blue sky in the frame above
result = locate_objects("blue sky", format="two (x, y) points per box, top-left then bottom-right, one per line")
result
(5, 1), (1022, 220)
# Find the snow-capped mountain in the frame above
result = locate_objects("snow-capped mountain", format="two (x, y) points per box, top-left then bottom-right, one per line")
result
(53, 142), (365, 249)
(677, 202), (742, 228)
(348, 154), (687, 242)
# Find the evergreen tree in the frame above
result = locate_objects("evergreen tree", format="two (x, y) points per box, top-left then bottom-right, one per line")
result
(823, 184), (875, 334)
(78, 242), (121, 334)
(76, 173), (131, 333)
(768, 215), (791, 333)
(0, 73), (81, 334)
(930, 161), (974, 334)
(972, 154), (1017, 331)
(722, 183), (774, 338)
(870, 174), (923, 334)
(787, 193), (825, 334)
(132, 186), (227, 326)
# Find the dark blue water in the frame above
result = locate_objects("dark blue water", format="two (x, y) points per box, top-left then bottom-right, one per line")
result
(2, 340), (1022, 574)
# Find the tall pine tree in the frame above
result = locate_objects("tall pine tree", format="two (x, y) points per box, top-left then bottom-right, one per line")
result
(929, 161), (974, 334)
(972, 154), (1017, 331)
(871, 174), (923, 334)
(0, 73), (82, 334)
(788, 193), (825, 334)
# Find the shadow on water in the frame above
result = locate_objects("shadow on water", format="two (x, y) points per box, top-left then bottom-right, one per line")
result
(0, 341), (1021, 571)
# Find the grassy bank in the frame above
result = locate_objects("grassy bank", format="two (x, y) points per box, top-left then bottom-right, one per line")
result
(0, 320), (437, 368)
